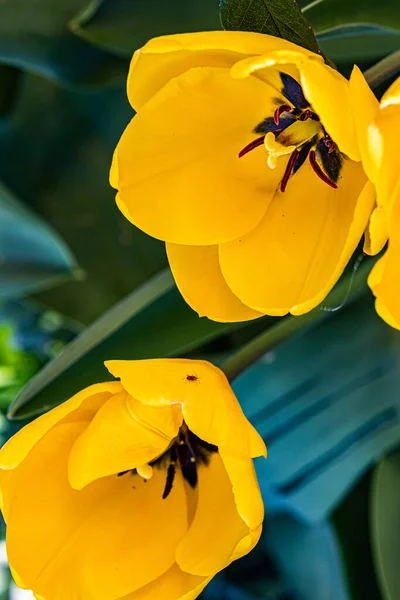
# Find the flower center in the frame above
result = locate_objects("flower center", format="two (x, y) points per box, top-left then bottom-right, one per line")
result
(118, 423), (218, 499)
(239, 73), (343, 193)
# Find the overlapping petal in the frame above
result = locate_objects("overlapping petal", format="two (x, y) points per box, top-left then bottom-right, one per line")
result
(6, 421), (188, 600)
(113, 31), (372, 322)
(350, 66), (380, 183)
(219, 452), (264, 531)
(349, 71), (400, 329)
(114, 66), (284, 245)
(105, 358), (266, 458)
(68, 391), (182, 489)
(127, 31), (315, 110)
(1, 357), (265, 600)
(368, 182), (400, 330)
(219, 160), (371, 315)
(232, 50), (360, 160)
(175, 453), (249, 576)
(166, 243), (263, 322)
(0, 382), (121, 470)
(121, 565), (208, 600)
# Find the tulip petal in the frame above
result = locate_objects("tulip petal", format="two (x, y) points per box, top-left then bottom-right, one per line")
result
(219, 452), (264, 531)
(380, 75), (400, 109)
(369, 256), (400, 329)
(219, 160), (371, 316)
(349, 66), (380, 182)
(299, 60), (360, 161)
(115, 67), (283, 245)
(110, 147), (119, 188)
(0, 382), (121, 470)
(176, 453), (249, 576)
(231, 524), (263, 562)
(127, 31), (314, 110)
(166, 243), (263, 322)
(5, 421), (188, 600)
(105, 359), (266, 458)
(368, 185), (400, 330)
(363, 203), (388, 256)
(68, 391), (183, 489)
(369, 106), (400, 211)
(119, 565), (208, 600)
(230, 50), (318, 81)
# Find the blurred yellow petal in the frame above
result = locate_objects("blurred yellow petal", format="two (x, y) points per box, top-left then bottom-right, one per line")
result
(105, 359), (266, 458)
(0, 382), (121, 470)
(368, 188), (400, 330)
(219, 452), (264, 531)
(299, 60), (360, 161)
(116, 67), (283, 245)
(175, 453), (249, 576)
(110, 146), (119, 188)
(363, 204), (388, 256)
(219, 160), (371, 315)
(9, 565), (27, 590)
(120, 565), (207, 600)
(68, 391), (182, 489)
(166, 243), (263, 322)
(369, 105), (400, 211)
(369, 255), (400, 329)
(5, 421), (188, 600)
(128, 31), (314, 110)
(380, 75), (400, 108)
(349, 65), (380, 182)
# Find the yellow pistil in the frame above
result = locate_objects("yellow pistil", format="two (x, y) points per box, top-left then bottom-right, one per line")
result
(264, 132), (295, 169)
(137, 463), (153, 479)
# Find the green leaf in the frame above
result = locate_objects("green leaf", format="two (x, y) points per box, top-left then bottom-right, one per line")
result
(0, 180), (78, 298)
(333, 471), (382, 600)
(220, 0), (321, 54)
(0, 66), (21, 118)
(0, 0), (127, 87)
(0, 73), (166, 323)
(8, 269), (256, 419)
(317, 26), (400, 68)
(234, 284), (400, 522)
(303, 0), (400, 35)
(70, 0), (221, 57)
(370, 449), (400, 600)
(265, 515), (350, 600)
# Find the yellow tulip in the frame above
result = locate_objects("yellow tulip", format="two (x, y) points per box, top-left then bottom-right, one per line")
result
(350, 69), (400, 329)
(0, 358), (266, 600)
(111, 31), (375, 322)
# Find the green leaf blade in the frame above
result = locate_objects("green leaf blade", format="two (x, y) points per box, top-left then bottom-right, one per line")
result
(371, 451), (400, 600)
(70, 0), (221, 58)
(303, 0), (400, 35)
(220, 0), (321, 54)
(8, 269), (253, 419)
(0, 181), (78, 298)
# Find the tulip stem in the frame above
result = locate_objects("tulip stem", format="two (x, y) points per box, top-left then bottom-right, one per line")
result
(222, 256), (374, 382)
(364, 50), (400, 90)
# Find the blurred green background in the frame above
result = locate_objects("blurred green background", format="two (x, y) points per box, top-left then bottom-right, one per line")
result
(1, 0), (400, 599)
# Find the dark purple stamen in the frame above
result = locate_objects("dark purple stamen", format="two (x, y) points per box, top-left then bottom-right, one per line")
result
(323, 137), (336, 154)
(298, 109), (320, 122)
(239, 135), (265, 158)
(162, 463), (176, 499)
(309, 150), (338, 189)
(280, 150), (300, 193)
(274, 104), (292, 125)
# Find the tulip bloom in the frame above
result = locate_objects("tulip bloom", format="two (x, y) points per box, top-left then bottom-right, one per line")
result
(111, 31), (375, 322)
(0, 359), (265, 600)
(350, 69), (400, 329)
